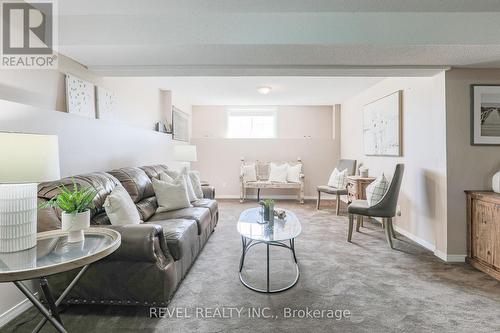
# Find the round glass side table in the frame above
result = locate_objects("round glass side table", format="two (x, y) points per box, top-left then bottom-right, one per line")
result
(0, 228), (121, 333)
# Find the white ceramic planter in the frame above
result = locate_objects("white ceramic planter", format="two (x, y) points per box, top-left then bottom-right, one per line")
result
(61, 210), (90, 243)
(493, 171), (500, 194)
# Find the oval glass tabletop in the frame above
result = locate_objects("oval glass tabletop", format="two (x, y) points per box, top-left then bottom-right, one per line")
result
(0, 228), (121, 282)
(237, 207), (302, 242)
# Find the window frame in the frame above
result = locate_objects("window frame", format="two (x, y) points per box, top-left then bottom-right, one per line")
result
(226, 107), (278, 139)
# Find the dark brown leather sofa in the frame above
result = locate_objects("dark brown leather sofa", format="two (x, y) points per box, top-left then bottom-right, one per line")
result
(37, 164), (218, 306)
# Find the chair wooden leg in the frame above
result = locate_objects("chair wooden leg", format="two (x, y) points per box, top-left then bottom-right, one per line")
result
(388, 217), (397, 239)
(361, 216), (364, 227)
(347, 214), (354, 242)
(316, 191), (321, 210)
(356, 215), (361, 232)
(335, 193), (340, 215)
(383, 218), (394, 249)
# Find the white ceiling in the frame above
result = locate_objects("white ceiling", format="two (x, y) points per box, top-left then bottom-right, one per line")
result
(57, 1), (500, 75)
(117, 76), (385, 106)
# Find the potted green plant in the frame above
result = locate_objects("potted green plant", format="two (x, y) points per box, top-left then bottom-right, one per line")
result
(259, 199), (275, 223)
(42, 180), (97, 243)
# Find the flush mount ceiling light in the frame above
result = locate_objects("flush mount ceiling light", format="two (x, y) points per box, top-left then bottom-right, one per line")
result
(257, 86), (272, 94)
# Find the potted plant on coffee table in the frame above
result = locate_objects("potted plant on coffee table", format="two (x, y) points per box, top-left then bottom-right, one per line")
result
(42, 180), (97, 243)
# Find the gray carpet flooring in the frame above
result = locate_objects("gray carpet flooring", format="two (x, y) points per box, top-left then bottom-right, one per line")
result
(4, 200), (500, 333)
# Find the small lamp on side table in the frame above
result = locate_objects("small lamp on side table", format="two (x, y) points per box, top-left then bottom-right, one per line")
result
(0, 132), (60, 253)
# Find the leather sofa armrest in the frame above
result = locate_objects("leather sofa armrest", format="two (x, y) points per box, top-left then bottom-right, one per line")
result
(97, 224), (172, 263)
(202, 185), (215, 199)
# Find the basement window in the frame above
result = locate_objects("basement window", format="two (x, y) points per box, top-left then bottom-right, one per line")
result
(226, 107), (277, 138)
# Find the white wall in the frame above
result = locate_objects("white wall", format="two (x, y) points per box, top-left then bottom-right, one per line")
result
(340, 74), (448, 257)
(0, 55), (173, 130)
(191, 105), (340, 198)
(445, 69), (500, 256)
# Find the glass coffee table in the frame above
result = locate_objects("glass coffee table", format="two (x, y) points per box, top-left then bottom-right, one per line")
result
(237, 207), (301, 293)
(0, 228), (121, 333)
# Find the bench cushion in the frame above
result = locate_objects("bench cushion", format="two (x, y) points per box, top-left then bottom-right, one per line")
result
(244, 181), (301, 189)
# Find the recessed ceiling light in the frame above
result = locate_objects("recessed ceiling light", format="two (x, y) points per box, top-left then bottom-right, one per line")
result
(257, 86), (272, 94)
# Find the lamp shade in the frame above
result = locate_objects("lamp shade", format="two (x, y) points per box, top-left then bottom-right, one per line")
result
(173, 145), (197, 162)
(0, 132), (60, 183)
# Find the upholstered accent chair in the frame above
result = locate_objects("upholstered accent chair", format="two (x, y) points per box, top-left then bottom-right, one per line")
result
(316, 159), (357, 214)
(347, 164), (405, 249)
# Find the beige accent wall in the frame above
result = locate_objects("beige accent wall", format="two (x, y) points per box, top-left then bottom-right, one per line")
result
(191, 105), (340, 197)
(340, 74), (448, 256)
(445, 69), (500, 256)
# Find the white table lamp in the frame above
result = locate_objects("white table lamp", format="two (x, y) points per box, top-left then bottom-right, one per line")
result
(0, 132), (60, 252)
(173, 145), (197, 170)
(173, 145), (197, 162)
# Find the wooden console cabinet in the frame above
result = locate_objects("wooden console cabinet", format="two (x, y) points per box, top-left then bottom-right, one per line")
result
(465, 191), (500, 281)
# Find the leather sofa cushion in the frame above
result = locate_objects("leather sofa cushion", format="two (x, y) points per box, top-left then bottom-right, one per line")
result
(149, 207), (211, 236)
(192, 199), (218, 219)
(140, 165), (170, 180)
(107, 167), (154, 202)
(145, 219), (198, 261)
(38, 172), (120, 219)
(136, 196), (158, 221)
(37, 198), (61, 232)
(91, 212), (111, 225)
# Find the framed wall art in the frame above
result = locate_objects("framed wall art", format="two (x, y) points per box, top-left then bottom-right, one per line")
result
(471, 85), (500, 145)
(363, 90), (403, 156)
(65, 73), (95, 118)
(172, 106), (189, 141)
(96, 86), (117, 120)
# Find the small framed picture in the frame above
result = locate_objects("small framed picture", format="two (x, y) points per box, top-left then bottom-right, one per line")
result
(471, 85), (500, 145)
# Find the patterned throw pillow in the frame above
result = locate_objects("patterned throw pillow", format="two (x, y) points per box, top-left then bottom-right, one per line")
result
(241, 164), (257, 182)
(366, 174), (389, 206)
(327, 168), (348, 189)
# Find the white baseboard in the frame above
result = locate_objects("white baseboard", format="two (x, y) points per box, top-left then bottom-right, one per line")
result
(392, 225), (436, 252)
(0, 294), (35, 328)
(216, 194), (336, 200)
(434, 250), (466, 263)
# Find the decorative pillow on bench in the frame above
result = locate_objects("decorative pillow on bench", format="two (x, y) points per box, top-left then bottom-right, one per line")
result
(241, 163), (257, 182)
(268, 162), (288, 183)
(287, 163), (302, 183)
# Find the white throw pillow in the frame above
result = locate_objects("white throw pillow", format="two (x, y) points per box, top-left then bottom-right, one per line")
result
(287, 163), (302, 183)
(163, 169), (180, 179)
(366, 174), (389, 206)
(189, 170), (204, 199)
(104, 185), (142, 225)
(268, 163), (289, 183)
(328, 168), (348, 189)
(160, 170), (197, 202)
(152, 177), (192, 212)
(180, 167), (198, 202)
(241, 163), (257, 182)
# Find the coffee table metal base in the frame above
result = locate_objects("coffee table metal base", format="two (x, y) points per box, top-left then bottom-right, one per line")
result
(239, 237), (299, 293)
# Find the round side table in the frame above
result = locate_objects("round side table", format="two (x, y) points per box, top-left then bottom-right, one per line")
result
(0, 228), (121, 333)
